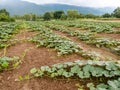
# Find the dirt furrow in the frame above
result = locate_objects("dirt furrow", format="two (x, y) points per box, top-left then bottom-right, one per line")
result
(0, 30), (85, 90)
(52, 30), (119, 61)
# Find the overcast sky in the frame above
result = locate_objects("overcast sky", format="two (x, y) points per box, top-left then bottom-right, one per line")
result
(22, 0), (120, 7)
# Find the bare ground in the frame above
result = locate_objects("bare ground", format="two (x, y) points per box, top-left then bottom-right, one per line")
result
(95, 33), (120, 40)
(0, 30), (86, 90)
(0, 28), (119, 90)
(52, 30), (119, 61)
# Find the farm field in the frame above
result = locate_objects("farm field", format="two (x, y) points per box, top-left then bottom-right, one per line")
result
(0, 20), (120, 90)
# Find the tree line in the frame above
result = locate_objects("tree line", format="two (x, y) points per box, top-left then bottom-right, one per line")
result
(0, 9), (15, 22)
(43, 7), (120, 20)
(0, 7), (120, 22)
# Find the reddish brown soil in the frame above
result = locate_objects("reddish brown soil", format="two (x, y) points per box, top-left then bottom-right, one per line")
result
(53, 30), (119, 61)
(95, 33), (120, 40)
(13, 30), (37, 39)
(113, 28), (120, 31)
(0, 28), (119, 90)
(68, 27), (87, 33)
(0, 31), (86, 90)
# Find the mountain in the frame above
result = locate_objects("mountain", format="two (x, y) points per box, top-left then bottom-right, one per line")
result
(0, 0), (115, 15)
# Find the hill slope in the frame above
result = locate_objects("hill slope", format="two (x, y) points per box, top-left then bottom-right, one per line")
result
(0, 0), (115, 15)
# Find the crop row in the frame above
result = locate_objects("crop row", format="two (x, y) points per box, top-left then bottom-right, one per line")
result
(30, 60), (120, 90)
(45, 23), (120, 55)
(27, 22), (100, 60)
(50, 20), (120, 33)
(0, 56), (19, 72)
(0, 22), (21, 48)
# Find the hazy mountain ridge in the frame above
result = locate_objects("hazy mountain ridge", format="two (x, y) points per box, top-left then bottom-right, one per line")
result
(0, 0), (115, 15)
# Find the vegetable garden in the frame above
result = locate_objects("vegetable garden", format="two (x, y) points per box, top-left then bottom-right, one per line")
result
(0, 20), (120, 90)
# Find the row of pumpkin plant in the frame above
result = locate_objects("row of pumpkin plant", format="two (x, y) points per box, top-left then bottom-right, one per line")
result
(27, 22), (100, 60)
(44, 23), (120, 56)
(50, 20), (120, 33)
(30, 60), (120, 90)
(0, 22), (24, 48)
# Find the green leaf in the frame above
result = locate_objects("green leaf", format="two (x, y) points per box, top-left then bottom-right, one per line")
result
(87, 83), (96, 90)
(71, 65), (81, 74)
(2, 62), (9, 68)
(57, 68), (65, 75)
(96, 83), (108, 90)
(30, 68), (37, 74)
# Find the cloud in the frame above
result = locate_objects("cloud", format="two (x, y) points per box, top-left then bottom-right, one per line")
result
(22, 0), (120, 7)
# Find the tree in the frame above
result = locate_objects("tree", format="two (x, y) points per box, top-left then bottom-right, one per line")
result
(32, 14), (36, 21)
(23, 13), (37, 21)
(0, 13), (9, 21)
(0, 9), (15, 22)
(85, 14), (98, 19)
(0, 9), (9, 16)
(78, 13), (85, 18)
(61, 14), (67, 20)
(43, 12), (52, 21)
(113, 7), (120, 18)
(102, 13), (111, 18)
(23, 14), (30, 21)
(53, 11), (65, 19)
(67, 10), (79, 19)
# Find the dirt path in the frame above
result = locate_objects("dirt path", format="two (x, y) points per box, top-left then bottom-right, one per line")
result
(68, 27), (120, 40)
(68, 27), (87, 33)
(0, 30), (86, 90)
(52, 30), (119, 61)
(95, 33), (120, 40)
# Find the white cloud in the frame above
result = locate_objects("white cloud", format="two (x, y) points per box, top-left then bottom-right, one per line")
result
(22, 0), (120, 7)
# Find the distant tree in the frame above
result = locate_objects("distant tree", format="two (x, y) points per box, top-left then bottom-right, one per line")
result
(78, 13), (85, 18)
(0, 13), (9, 21)
(0, 9), (15, 22)
(43, 12), (52, 21)
(49, 11), (54, 19)
(0, 9), (9, 16)
(23, 14), (30, 21)
(85, 14), (98, 19)
(32, 14), (36, 21)
(113, 7), (120, 18)
(67, 10), (79, 19)
(102, 13), (111, 18)
(13, 15), (23, 20)
(53, 11), (65, 19)
(60, 14), (67, 20)
(23, 13), (36, 21)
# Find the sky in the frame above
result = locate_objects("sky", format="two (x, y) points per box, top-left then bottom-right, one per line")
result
(22, 0), (120, 7)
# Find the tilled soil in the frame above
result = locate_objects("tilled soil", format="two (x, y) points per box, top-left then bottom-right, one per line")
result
(0, 28), (119, 90)
(52, 30), (119, 60)
(0, 31), (85, 90)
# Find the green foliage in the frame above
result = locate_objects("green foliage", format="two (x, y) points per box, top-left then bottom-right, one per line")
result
(85, 14), (98, 19)
(67, 10), (79, 19)
(0, 56), (19, 71)
(102, 13), (111, 18)
(0, 9), (9, 16)
(113, 46), (120, 55)
(87, 78), (120, 90)
(27, 22), (100, 60)
(60, 14), (67, 20)
(23, 13), (37, 21)
(113, 7), (120, 18)
(78, 13), (85, 18)
(0, 9), (15, 22)
(30, 60), (120, 78)
(0, 22), (20, 48)
(53, 11), (65, 19)
(43, 12), (52, 21)
(75, 83), (84, 90)
(45, 20), (120, 54)
(30, 60), (120, 89)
